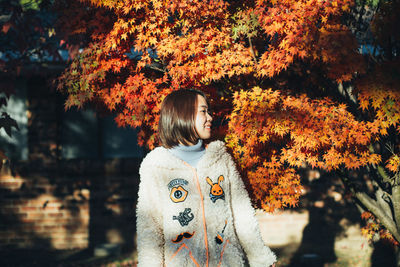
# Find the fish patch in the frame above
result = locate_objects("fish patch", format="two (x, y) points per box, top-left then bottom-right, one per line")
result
(173, 208), (194, 227)
(206, 175), (225, 203)
(168, 179), (189, 203)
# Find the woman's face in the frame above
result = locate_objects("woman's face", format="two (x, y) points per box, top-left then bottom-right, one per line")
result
(194, 95), (212, 141)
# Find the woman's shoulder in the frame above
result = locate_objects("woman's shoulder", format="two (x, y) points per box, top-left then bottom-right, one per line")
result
(140, 146), (168, 168)
(199, 140), (234, 167)
(139, 145), (185, 171)
(205, 140), (226, 152)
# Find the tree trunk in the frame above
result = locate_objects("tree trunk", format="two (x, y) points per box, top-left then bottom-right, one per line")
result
(355, 191), (400, 242)
(393, 176), (400, 239)
(392, 173), (400, 267)
(395, 245), (400, 267)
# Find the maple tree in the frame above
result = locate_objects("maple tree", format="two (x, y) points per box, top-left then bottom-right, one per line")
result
(56, 0), (400, 253)
(0, 0), (72, 73)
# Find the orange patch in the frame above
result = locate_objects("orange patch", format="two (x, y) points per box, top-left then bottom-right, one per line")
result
(170, 186), (188, 203)
(206, 175), (225, 202)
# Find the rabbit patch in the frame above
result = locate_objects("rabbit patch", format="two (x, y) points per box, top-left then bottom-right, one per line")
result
(206, 175), (225, 203)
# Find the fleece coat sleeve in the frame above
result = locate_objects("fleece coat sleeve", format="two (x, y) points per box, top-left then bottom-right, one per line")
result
(227, 155), (277, 267)
(136, 164), (164, 267)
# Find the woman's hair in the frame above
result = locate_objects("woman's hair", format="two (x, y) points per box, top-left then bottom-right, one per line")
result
(159, 89), (207, 148)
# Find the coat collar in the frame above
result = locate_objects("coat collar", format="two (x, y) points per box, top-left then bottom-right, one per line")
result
(141, 140), (226, 170)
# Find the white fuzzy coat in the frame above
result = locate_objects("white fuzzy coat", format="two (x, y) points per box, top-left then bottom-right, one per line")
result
(136, 140), (277, 267)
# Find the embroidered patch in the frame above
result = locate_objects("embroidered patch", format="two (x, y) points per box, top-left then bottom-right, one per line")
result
(168, 179), (189, 203)
(206, 175), (225, 203)
(172, 232), (195, 243)
(216, 220), (227, 244)
(173, 208), (194, 226)
(168, 178), (188, 190)
(170, 186), (188, 203)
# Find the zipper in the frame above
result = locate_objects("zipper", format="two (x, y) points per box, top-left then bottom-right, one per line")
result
(184, 162), (209, 267)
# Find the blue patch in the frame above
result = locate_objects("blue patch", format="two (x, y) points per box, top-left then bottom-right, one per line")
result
(168, 178), (189, 190)
(210, 193), (225, 203)
(173, 208), (194, 227)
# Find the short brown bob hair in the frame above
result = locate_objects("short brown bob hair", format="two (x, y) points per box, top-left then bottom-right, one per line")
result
(159, 89), (207, 148)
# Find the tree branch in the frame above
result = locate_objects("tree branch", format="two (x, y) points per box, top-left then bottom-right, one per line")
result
(369, 143), (392, 184)
(248, 36), (257, 63)
(372, 179), (394, 221)
(392, 174), (400, 235)
(377, 165), (392, 184)
(355, 191), (400, 243)
(146, 64), (166, 73)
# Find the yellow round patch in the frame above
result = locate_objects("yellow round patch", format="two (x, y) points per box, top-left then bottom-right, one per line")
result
(170, 186), (188, 203)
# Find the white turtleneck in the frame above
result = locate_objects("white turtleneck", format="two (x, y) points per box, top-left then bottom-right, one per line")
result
(167, 139), (206, 168)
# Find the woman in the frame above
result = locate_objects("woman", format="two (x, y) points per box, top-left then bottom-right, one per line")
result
(136, 89), (277, 267)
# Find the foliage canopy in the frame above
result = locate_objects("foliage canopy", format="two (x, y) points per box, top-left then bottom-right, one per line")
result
(53, 0), (400, 245)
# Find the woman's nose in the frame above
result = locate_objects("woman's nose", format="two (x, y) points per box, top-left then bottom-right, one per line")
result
(207, 112), (212, 121)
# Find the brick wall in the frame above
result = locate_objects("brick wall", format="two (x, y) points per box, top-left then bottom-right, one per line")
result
(0, 74), (141, 251)
(0, 172), (89, 249)
(0, 168), (139, 250)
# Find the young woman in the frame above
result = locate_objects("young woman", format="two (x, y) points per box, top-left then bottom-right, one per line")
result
(136, 89), (277, 267)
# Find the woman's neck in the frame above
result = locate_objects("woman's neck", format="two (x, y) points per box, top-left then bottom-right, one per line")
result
(176, 139), (203, 150)
(168, 139), (205, 167)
